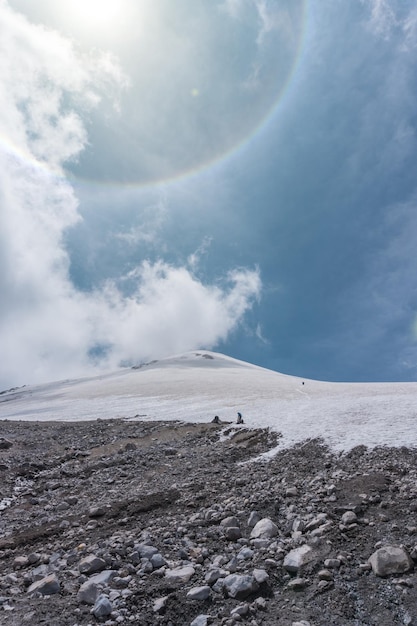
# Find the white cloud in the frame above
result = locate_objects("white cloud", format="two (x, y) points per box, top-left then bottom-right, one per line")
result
(187, 236), (212, 271)
(115, 196), (168, 247)
(254, 0), (295, 47)
(0, 2), (262, 389)
(363, 0), (397, 38)
(363, 0), (417, 49)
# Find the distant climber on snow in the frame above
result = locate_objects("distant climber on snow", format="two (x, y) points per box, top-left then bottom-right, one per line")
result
(212, 415), (220, 424)
(236, 412), (244, 424)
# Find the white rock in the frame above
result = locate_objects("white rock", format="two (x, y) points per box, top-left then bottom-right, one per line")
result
(153, 596), (168, 613)
(190, 615), (211, 626)
(283, 545), (314, 573)
(165, 565), (195, 584)
(250, 518), (279, 539)
(253, 568), (269, 584)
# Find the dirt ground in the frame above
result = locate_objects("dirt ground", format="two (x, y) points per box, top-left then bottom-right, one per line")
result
(1, 418), (417, 625)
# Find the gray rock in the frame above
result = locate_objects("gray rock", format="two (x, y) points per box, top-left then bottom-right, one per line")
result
(341, 511), (357, 525)
(251, 538), (270, 549)
(78, 580), (99, 605)
(89, 506), (107, 518)
(318, 569), (333, 581)
(284, 545), (314, 573)
(136, 544), (159, 559)
(368, 546), (413, 577)
(0, 438), (13, 449)
(153, 596), (168, 613)
(211, 578), (225, 594)
(27, 553), (41, 565)
(165, 565), (195, 584)
(247, 511), (261, 527)
(220, 516), (240, 528)
(223, 574), (259, 599)
(79, 555), (106, 575)
(88, 570), (117, 586)
(205, 568), (224, 584)
(253, 568), (269, 584)
(237, 547), (254, 561)
(226, 556), (239, 572)
(224, 526), (242, 541)
(287, 577), (308, 590)
(27, 574), (60, 595)
(187, 585), (211, 600)
(150, 552), (167, 569)
(190, 615), (211, 626)
(13, 556), (29, 568)
(91, 594), (112, 618)
(31, 564), (50, 581)
(231, 603), (250, 616)
(305, 514), (327, 531)
(112, 575), (130, 588)
(250, 518), (279, 539)
(56, 502), (70, 511)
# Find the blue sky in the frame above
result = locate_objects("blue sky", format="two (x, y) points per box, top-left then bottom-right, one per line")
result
(1, 0), (417, 387)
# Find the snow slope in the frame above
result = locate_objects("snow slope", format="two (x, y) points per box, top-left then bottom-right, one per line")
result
(1, 351), (416, 451)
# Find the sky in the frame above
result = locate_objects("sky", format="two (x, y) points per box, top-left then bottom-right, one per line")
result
(1, 0), (417, 388)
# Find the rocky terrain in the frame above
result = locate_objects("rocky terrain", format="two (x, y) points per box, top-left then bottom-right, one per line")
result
(1, 417), (417, 625)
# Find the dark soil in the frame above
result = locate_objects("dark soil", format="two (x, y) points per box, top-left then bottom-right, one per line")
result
(1, 418), (417, 625)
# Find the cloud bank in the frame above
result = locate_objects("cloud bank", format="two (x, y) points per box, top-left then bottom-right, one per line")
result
(0, 2), (261, 389)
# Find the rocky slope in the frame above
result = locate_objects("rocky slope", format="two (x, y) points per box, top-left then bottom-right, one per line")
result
(1, 418), (417, 625)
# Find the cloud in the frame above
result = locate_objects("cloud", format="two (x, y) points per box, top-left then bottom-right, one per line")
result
(363, 0), (397, 38)
(114, 195), (168, 247)
(0, 1), (261, 389)
(254, 0), (298, 47)
(187, 236), (213, 271)
(363, 0), (417, 49)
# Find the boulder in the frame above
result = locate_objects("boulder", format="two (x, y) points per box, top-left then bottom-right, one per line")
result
(368, 546), (413, 577)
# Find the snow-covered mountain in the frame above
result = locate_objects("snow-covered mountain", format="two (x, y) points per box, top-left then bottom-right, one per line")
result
(1, 351), (416, 452)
